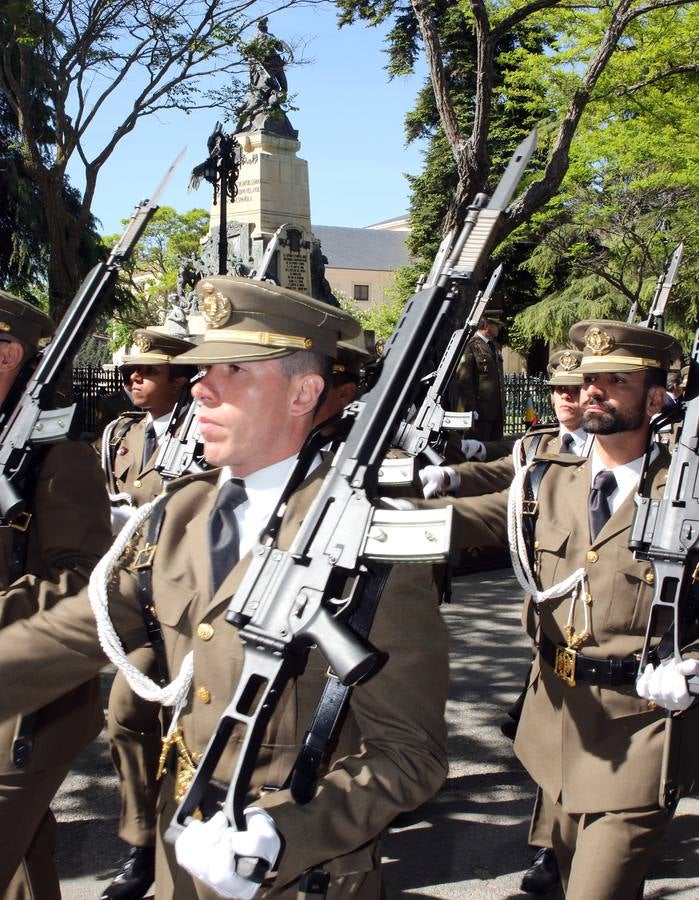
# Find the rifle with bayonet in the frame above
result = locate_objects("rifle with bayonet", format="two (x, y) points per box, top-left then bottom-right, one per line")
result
(627, 242), (684, 330)
(394, 263), (503, 463)
(164, 130), (537, 866)
(630, 328), (699, 804)
(0, 152), (184, 523)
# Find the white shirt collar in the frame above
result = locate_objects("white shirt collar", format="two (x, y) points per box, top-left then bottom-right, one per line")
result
(146, 411), (173, 445)
(559, 425), (588, 456)
(590, 443), (658, 515)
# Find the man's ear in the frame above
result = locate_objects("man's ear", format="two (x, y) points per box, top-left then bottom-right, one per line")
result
(290, 372), (326, 418)
(0, 340), (25, 374)
(646, 383), (666, 417)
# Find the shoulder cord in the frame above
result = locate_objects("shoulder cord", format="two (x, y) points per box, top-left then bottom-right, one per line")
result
(507, 439), (586, 608)
(88, 494), (193, 732)
(100, 415), (144, 496)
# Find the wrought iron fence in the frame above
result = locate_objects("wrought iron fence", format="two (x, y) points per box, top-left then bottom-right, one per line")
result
(71, 367), (553, 436)
(73, 367), (125, 434)
(504, 372), (553, 435)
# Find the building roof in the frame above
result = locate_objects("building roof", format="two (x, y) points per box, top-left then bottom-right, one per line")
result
(313, 225), (411, 272)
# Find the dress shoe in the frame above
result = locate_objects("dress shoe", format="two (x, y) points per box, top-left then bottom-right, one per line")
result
(101, 845), (155, 900)
(520, 846), (559, 894)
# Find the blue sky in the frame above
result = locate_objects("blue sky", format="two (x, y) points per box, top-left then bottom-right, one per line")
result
(71, 6), (429, 236)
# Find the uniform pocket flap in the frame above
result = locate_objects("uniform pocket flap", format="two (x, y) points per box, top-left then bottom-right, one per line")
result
(154, 578), (197, 627)
(535, 524), (570, 554)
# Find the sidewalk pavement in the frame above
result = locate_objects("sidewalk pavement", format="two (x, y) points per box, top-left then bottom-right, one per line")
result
(55, 568), (699, 898)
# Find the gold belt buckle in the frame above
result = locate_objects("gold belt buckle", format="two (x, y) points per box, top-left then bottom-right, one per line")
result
(554, 645), (577, 687)
(522, 499), (539, 515)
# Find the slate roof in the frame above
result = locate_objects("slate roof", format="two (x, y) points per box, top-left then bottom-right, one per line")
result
(312, 225), (411, 272)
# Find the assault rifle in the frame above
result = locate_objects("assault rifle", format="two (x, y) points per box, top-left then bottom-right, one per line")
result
(165, 130), (537, 852)
(394, 263), (503, 462)
(627, 242), (684, 330)
(0, 152), (184, 522)
(630, 327), (699, 709)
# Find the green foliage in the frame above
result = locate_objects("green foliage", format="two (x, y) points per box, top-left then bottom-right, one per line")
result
(336, 292), (405, 341)
(104, 205), (210, 345)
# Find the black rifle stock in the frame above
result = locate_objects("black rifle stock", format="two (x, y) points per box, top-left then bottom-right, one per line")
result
(0, 152), (184, 521)
(630, 327), (699, 701)
(165, 129), (537, 849)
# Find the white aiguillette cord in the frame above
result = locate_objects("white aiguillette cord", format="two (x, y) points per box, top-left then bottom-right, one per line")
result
(507, 440), (587, 608)
(88, 493), (193, 731)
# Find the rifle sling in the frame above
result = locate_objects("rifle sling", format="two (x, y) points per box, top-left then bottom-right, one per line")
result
(522, 434), (549, 571)
(9, 451), (46, 768)
(288, 563), (391, 805)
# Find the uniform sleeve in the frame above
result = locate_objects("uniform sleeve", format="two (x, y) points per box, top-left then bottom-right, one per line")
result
(258, 564), (449, 885)
(0, 555), (152, 721)
(413, 489), (510, 551)
(452, 457), (515, 497)
(456, 346), (477, 410)
(0, 441), (113, 629)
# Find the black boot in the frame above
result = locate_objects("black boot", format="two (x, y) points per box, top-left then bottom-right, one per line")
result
(101, 845), (155, 900)
(520, 847), (559, 894)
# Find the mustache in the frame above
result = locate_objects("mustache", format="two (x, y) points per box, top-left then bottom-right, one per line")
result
(582, 399), (615, 414)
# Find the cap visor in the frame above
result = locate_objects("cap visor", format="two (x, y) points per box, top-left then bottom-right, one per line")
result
(175, 342), (295, 365)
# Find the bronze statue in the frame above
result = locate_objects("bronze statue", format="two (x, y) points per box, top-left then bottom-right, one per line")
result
(236, 18), (296, 137)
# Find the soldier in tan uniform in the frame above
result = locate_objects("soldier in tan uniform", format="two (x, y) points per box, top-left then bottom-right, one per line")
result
(455, 312), (506, 441)
(101, 329), (197, 900)
(0, 278), (449, 899)
(0, 292), (112, 899)
(419, 321), (693, 899)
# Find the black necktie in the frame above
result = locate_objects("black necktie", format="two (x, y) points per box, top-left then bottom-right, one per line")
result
(208, 479), (248, 594)
(142, 422), (157, 467)
(560, 433), (575, 454)
(588, 470), (617, 543)
(487, 339), (496, 356)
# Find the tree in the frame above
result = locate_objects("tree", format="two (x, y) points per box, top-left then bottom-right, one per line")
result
(339, 0), (698, 251)
(0, 0), (306, 318)
(105, 205), (210, 346)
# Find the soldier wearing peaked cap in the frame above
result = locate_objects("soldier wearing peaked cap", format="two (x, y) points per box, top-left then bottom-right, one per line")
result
(101, 328), (198, 900)
(454, 310), (506, 442)
(417, 320), (697, 898)
(0, 293), (112, 899)
(0, 277), (449, 899)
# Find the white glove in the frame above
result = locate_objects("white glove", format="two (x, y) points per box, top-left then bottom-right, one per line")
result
(419, 465), (460, 498)
(109, 493), (137, 535)
(472, 410), (479, 421)
(460, 439), (486, 460)
(175, 808), (280, 899)
(636, 658), (699, 712)
(380, 497), (417, 511)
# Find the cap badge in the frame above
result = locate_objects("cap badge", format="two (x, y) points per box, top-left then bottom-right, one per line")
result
(558, 350), (578, 371)
(134, 334), (152, 353)
(584, 327), (613, 356)
(201, 282), (232, 328)
(37, 336), (52, 349)
(0, 322), (10, 332)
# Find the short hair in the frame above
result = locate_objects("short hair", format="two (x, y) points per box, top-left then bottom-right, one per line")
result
(277, 350), (333, 412)
(666, 371), (682, 390)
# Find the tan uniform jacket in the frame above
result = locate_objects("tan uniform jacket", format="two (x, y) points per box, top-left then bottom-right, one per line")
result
(109, 414), (164, 506)
(0, 464), (449, 892)
(421, 448), (699, 814)
(456, 335), (505, 424)
(0, 441), (112, 774)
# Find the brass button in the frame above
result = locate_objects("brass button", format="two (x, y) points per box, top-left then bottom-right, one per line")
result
(197, 623), (214, 641)
(133, 479), (142, 488)
(196, 687), (211, 704)
(647, 701), (657, 711)
(644, 570), (655, 585)
(534, 540), (540, 550)
(586, 550), (599, 563)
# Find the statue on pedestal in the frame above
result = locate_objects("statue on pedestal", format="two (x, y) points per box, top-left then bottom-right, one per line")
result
(236, 18), (297, 139)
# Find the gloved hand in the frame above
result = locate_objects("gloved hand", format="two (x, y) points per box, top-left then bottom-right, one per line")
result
(636, 658), (699, 712)
(175, 808), (281, 899)
(419, 465), (460, 498)
(460, 439), (486, 460)
(109, 493), (137, 535)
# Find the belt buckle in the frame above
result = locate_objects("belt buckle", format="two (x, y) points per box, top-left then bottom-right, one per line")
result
(131, 543), (157, 570)
(554, 645), (577, 687)
(522, 499), (539, 515)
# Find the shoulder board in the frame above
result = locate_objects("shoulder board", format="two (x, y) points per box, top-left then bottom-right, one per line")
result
(525, 422), (558, 435)
(163, 466), (221, 494)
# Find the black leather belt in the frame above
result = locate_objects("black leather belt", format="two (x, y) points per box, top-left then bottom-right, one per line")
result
(539, 632), (639, 687)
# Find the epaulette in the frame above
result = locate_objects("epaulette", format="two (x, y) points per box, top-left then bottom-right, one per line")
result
(162, 466), (220, 494)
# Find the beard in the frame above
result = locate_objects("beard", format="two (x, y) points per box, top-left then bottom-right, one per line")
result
(582, 399), (646, 435)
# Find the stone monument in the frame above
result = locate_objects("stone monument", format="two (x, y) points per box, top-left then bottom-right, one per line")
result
(192, 18), (335, 305)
